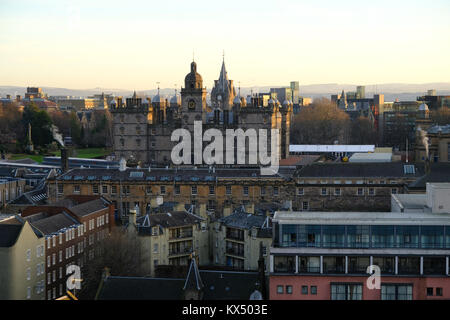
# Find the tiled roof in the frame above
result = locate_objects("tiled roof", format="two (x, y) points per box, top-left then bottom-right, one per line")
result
(136, 211), (202, 231)
(408, 163), (450, 190)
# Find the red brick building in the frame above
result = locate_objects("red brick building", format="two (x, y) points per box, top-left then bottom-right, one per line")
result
(22, 195), (114, 299)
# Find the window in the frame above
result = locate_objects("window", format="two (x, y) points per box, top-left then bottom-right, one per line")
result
(322, 225), (345, 248)
(297, 188), (304, 196)
(427, 287), (434, 296)
(331, 284), (362, 300)
(57, 184), (64, 195)
(334, 188), (341, 196)
(381, 284), (413, 300)
(153, 243), (158, 253)
(102, 185), (108, 194)
(209, 186), (215, 195)
(27, 287), (31, 299)
(160, 186), (166, 195)
(26, 268), (31, 280)
(321, 188), (327, 196)
(226, 186), (232, 195)
(311, 286), (317, 295)
(347, 225), (370, 248)
(302, 201), (309, 211)
(277, 285), (284, 294)
(74, 185), (80, 194)
(273, 187), (279, 196)
(286, 285), (293, 294)
(369, 188), (375, 196)
(111, 186), (117, 194)
(26, 249), (31, 261)
(191, 186), (197, 195)
(391, 188), (398, 195)
(436, 288), (443, 296)
(261, 186), (266, 195)
(357, 188), (364, 196)
(174, 185), (180, 195)
(301, 286), (308, 295)
(243, 186), (249, 196)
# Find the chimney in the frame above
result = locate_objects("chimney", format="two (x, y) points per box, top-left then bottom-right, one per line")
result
(16, 95), (21, 102)
(223, 206), (232, 217)
(425, 158), (431, 174)
(129, 208), (137, 227)
(61, 148), (69, 173)
(119, 158), (127, 172)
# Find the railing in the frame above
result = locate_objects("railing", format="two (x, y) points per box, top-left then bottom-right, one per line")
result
(169, 232), (193, 240)
(226, 247), (244, 257)
(169, 247), (193, 256)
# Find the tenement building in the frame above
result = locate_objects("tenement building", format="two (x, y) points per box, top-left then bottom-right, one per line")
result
(48, 166), (296, 220)
(110, 60), (292, 166)
(292, 162), (424, 212)
(270, 183), (450, 300)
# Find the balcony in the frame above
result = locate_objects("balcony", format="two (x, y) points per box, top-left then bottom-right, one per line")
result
(169, 247), (193, 256)
(226, 231), (244, 242)
(169, 231), (193, 240)
(226, 247), (245, 257)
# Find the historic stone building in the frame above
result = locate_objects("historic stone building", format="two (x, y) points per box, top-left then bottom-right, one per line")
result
(110, 60), (292, 166)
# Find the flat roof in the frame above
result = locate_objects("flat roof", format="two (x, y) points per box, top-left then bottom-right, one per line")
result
(273, 210), (450, 225)
(290, 145), (375, 153)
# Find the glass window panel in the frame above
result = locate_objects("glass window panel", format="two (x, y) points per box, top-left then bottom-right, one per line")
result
(421, 226), (444, 249)
(281, 225), (297, 247)
(395, 226), (419, 248)
(298, 225), (321, 247)
(322, 225), (345, 248)
(347, 226), (370, 248)
(371, 226), (395, 248)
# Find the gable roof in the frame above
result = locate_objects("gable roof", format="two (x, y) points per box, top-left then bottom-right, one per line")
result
(69, 198), (108, 217)
(0, 224), (23, 247)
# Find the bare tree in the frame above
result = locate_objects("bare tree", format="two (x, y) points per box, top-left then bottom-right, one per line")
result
(291, 98), (351, 144)
(431, 107), (450, 125)
(78, 226), (146, 300)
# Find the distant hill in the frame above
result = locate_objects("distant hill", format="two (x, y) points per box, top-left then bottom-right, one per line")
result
(2, 83), (450, 103)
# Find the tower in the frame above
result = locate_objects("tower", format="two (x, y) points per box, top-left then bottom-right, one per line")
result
(180, 61), (207, 126)
(211, 57), (236, 110)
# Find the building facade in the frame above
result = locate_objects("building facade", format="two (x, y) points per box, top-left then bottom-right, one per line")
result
(110, 60), (292, 166)
(269, 183), (450, 300)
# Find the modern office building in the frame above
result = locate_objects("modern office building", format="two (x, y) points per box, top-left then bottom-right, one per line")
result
(270, 183), (450, 300)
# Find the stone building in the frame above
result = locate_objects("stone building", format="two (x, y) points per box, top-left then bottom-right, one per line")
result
(0, 216), (45, 300)
(126, 205), (209, 277)
(110, 60), (292, 166)
(47, 166), (295, 220)
(415, 124), (450, 163)
(212, 207), (272, 271)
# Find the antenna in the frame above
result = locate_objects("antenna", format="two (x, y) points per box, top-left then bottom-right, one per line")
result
(156, 82), (160, 95)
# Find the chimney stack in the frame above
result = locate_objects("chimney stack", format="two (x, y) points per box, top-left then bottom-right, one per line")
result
(129, 208), (137, 227)
(61, 148), (69, 173)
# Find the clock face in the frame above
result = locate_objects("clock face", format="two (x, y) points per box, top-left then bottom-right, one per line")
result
(188, 99), (196, 109)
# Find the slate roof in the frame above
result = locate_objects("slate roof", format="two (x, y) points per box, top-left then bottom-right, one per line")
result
(427, 124), (450, 134)
(69, 198), (109, 217)
(407, 163), (450, 190)
(0, 167), (17, 177)
(55, 166), (294, 182)
(96, 271), (263, 300)
(0, 224), (23, 247)
(27, 212), (79, 235)
(295, 162), (424, 178)
(219, 210), (270, 231)
(136, 211), (203, 233)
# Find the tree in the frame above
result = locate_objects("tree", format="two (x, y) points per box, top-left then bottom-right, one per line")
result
(291, 98), (351, 144)
(69, 111), (82, 145)
(431, 107), (450, 125)
(22, 103), (54, 147)
(0, 101), (23, 150)
(350, 116), (377, 145)
(78, 226), (146, 300)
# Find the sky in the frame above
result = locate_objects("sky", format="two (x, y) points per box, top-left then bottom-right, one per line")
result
(1, 0), (450, 90)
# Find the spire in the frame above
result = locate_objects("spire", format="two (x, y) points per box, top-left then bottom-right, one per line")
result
(132, 90), (137, 99)
(183, 253), (204, 291)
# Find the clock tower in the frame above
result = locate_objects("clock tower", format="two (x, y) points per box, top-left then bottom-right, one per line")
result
(181, 61), (207, 126)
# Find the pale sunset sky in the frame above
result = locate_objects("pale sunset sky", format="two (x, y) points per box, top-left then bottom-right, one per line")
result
(1, 0), (450, 90)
